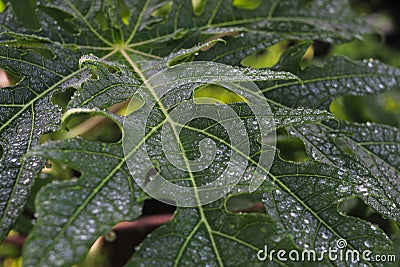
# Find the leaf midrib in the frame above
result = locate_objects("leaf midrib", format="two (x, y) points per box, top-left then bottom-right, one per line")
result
(180, 122), (368, 262)
(33, 113), (164, 266)
(120, 49), (225, 267)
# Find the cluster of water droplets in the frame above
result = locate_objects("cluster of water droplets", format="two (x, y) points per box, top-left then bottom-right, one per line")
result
(123, 61), (277, 207)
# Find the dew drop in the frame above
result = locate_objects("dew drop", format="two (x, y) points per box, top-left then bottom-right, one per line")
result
(104, 230), (117, 242)
(271, 235), (282, 243)
(364, 240), (371, 248)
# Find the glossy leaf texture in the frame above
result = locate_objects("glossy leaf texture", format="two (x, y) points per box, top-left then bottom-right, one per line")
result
(125, 199), (332, 267)
(0, 44), (80, 240)
(0, 0), (398, 267)
(263, 52), (400, 110)
(263, 158), (394, 266)
(289, 122), (400, 222)
(25, 137), (142, 267)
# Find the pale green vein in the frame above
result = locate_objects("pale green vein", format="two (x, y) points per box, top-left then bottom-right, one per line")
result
(320, 123), (400, 189)
(173, 221), (202, 267)
(0, 103), (37, 226)
(126, 0), (151, 44)
(211, 229), (289, 266)
(179, 122), (368, 264)
(65, 0), (113, 47)
(33, 112), (165, 266)
(78, 82), (139, 107)
(127, 33), (179, 48)
(0, 49), (117, 133)
(268, 0), (282, 19)
(207, 0), (224, 26)
(0, 68), (78, 133)
(125, 47), (162, 59)
(120, 49), (225, 267)
(287, 126), (336, 165)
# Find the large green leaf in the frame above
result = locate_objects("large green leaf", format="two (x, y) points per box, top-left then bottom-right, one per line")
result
(263, 41), (400, 224)
(19, 51), (307, 266)
(289, 122), (400, 222)
(263, 55), (400, 110)
(0, 44), (80, 240)
(24, 137), (142, 266)
(125, 200), (323, 267)
(263, 158), (394, 266)
(122, 157), (394, 266)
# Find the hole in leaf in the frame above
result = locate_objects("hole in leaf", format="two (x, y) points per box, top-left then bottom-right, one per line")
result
(107, 66), (119, 74)
(117, 0), (130, 25)
(51, 87), (76, 112)
(330, 90), (400, 127)
(339, 198), (398, 237)
(84, 199), (175, 266)
(312, 41), (331, 60)
(200, 31), (241, 52)
(151, 2), (172, 17)
(144, 167), (159, 187)
(8, 71), (23, 85)
(38, 5), (79, 34)
(0, 69), (23, 87)
(232, 0), (261, 10)
(192, 0), (207, 16)
(332, 136), (356, 157)
(276, 128), (308, 162)
(241, 40), (289, 68)
(193, 84), (246, 104)
(303, 43), (314, 62)
(0, 69), (11, 87)
(226, 193), (265, 213)
(76, 115), (122, 143)
(0, 1), (5, 13)
(106, 99), (130, 116)
(121, 95), (144, 117)
(90, 71), (99, 80)
(75, 116), (122, 143)
(43, 114), (122, 143)
(41, 160), (81, 181)
(142, 198), (176, 215)
(14, 174), (53, 234)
